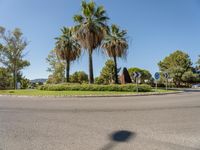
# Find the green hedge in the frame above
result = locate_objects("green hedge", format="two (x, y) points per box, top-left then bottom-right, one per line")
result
(38, 84), (152, 92)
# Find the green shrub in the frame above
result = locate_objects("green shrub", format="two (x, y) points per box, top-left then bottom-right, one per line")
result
(38, 84), (152, 92)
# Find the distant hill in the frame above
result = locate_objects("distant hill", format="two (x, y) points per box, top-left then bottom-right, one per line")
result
(30, 78), (47, 83)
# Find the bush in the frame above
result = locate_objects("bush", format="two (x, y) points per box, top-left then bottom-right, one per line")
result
(70, 71), (88, 84)
(38, 83), (152, 92)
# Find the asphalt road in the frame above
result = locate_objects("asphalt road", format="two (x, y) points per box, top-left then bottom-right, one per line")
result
(0, 91), (200, 150)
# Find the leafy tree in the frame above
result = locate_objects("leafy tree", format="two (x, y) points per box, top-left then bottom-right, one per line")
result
(182, 71), (199, 86)
(20, 77), (30, 89)
(128, 67), (152, 84)
(94, 76), (105, 84)
(55, 27), (81, 82)
(73, 0), (109, 84)
(70, 71), (88, 84)
(0, 26), (30, 89)
(197, 55), (200, 66)
(96, 60), (116, 84)
(0, 43), (2, 50)
(0, 67), (12, 89)
(158, 50), (192, 87)
(46, 49), (65, 84)
(102, 24), (128, 84)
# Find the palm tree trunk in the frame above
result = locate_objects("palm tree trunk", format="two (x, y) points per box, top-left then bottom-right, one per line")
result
(66, 60), (70, 82)
(113, 56), (119, 84)
(88, 51), (94, 84)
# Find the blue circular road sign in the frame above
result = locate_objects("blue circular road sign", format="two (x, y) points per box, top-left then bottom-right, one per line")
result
(154, 72), (160, 80)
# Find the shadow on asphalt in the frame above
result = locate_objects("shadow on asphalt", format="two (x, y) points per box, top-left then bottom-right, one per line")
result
(184, 89), (200, 93)
(101, 130), (136, 150)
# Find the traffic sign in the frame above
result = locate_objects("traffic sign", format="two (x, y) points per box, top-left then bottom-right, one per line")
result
(163, 72), (169, 79)
(133, 72), (141, 78)
(163, 72), (169, 90)
(154, 72), (160, 80)
(132, 72), (142, 93)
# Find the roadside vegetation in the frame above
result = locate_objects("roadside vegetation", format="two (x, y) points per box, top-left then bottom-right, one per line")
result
(38, 84), (152, 92)
(0, 0), (200, 95)
(158, 51), (200, 87)
(0, 27), (30, 89)
(0, 89), (176, 97)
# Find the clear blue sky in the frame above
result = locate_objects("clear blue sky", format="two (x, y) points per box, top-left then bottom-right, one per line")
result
(0, 0), (200, 79)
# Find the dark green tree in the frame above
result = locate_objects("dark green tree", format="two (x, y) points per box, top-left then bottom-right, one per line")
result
(70, 71), (88, 84)
(128, 67), (152, 84)
(95, 60), (116, 84)
(158, 50), (192, 87)
(0, 67), (12, 89)
(16, 73), (30, 89)
(94, 76), (105, 85)
(73, 0), (109, 84)
(0, 26), (30, 89)
(182, 71), (199, 87)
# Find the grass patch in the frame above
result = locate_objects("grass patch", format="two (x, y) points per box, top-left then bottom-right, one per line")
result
(0, 89), (177, 97)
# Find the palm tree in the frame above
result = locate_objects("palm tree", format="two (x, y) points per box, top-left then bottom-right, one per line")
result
(55, 27), (81, 82)
(102, 24), (128, 84)
(73, 0), (109, 84)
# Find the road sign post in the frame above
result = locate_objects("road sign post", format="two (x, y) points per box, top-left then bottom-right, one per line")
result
(136, 77), (138, 92)
(132, 72), (141, 93)
(154, 72), (160, 91)
(155, 81), (157, 90)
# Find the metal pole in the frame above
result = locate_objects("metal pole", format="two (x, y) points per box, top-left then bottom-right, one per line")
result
(156, 80), (158, 91)
(136, 78), (138, 93)
(166, 79), (168, 90)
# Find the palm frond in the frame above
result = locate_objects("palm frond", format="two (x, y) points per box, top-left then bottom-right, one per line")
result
(73, 0), (109, 52)
(73, 15), (84, 23)
(87, 1), (95, 15)
(95, 6), (105, 17)
(54, 27), (81, 62)
(102, 24), (128, 59)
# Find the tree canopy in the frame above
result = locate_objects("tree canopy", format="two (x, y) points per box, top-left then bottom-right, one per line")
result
(158, 50), (193, 87)
(70, 71), (88, 84)
(46, 49), (65, 84)
(0, 26), (30, 89)
(95, 60), (116, 84)
(0, 67), (12, 89)
(128, 67), (152, 84)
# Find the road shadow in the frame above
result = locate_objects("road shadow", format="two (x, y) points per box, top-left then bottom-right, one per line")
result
(184, 89), (200, 93)
(101, 130), (136, 150)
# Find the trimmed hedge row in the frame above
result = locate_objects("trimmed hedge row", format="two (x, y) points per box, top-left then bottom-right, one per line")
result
(38, 84), (152, 92)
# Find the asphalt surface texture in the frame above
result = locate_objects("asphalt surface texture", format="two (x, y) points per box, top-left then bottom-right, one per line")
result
(0, 90), (200, 150)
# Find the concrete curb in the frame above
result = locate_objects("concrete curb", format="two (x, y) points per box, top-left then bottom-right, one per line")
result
(0, 91), (183, 99)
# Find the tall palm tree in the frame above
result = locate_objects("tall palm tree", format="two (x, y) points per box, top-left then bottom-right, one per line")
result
(55, 27), (81, 82)
(73, 0), (109, 84)
(102, 24), (128, 84)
